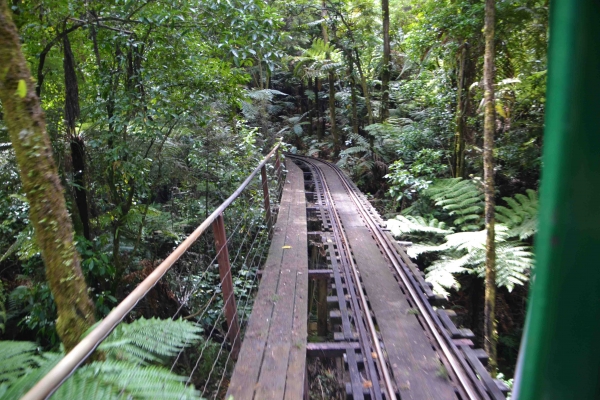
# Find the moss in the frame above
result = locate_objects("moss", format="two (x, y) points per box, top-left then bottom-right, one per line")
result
(0, 0), (96, 352)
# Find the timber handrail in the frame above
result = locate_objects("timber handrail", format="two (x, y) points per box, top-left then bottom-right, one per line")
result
(22, 142), (282, 400)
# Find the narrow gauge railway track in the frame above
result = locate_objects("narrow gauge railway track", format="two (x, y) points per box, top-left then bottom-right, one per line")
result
(288, 154), (507, 400)
(294, 158), (392, 400)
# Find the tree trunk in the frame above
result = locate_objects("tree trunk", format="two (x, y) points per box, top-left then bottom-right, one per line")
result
(354, 49), (374, 125)
(321, 1), (339, 154)
(307, 77), (314, 137)
(315, 77), (323, 140)
(0, 0), (96, 352)
(71, 137), (90, 240)
(328, 71), (339, 152)
(454, 44), (467, 178)
(63, 34), (91, 240)
(348, 59), (359, 135)
(483, 0), (497, 376)
(380, 0), (391, 122)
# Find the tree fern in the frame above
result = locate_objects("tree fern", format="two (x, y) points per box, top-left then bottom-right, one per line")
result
(0, 318), (204, 399)
(496, 189), (538, 239)
(337, 132), (371, 169)
(292, 39), (343, 79)
(424, 178), (484, 231)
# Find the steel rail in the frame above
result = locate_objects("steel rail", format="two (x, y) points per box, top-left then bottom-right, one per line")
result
(22, 143), (281, 400)
(290, 155), (397, 400)
(311, 156), (486, 400)
(301, 159), (383, 400)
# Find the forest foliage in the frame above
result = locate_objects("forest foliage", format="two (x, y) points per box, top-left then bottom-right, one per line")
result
(0, 0), (547, 389)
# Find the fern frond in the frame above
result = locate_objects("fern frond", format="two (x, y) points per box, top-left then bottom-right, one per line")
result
(425, 253), (471, 296)
(246, 89), (288, 102)
(495, 189), (538, 239)
(0, 351), (62, 399)
(387, 215), (452, 238)
(0, 341), (41, 384)
(412, 225), (532, 295)
(424, 178), (484, 231)
(58, 361), (201, 400)
(99, 317), (203, 364)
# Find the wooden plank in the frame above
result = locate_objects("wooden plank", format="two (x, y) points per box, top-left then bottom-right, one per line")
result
(317, 160), (457, 400)
(284, 272), (309, 400)
(346, 349), (365, 400)
(461, 345), (506, 400)
(284, 200), (309, 399)
(438, 309), (462, 338)
(306, 342), (360, 357)
(255, 160), (308, 399)
(227, 160), (307, 400)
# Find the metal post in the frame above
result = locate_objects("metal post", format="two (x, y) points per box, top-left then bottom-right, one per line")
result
(261, 165), (272, 232)
(513, 1), (600, 398)
(212, 214), (241, 359)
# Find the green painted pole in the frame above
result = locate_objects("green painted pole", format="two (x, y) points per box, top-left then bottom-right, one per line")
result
(513, 1), (600, 399)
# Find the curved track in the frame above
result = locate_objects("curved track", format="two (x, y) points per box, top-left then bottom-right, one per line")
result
(289, 154), (506, 400)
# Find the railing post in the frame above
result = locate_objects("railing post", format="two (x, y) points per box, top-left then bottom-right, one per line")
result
(260, 165), (272, 232)
(212, 214), (241, 359)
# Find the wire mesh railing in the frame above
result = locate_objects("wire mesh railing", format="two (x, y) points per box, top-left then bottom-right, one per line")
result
(22, 143), (284, 400)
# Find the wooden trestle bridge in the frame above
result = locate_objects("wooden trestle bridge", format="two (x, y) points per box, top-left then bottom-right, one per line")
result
(24, 144), (509, 400)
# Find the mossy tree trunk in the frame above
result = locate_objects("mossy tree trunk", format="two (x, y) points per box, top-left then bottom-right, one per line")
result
(380, 0), (391, 122)
(0, 0), (96, 352)
(483, 0), (498, 376)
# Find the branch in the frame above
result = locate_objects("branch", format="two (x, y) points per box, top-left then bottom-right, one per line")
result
(68, 17), (133, 34)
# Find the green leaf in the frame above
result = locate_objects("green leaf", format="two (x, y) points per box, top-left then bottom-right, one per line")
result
(16, 80), (27, 98)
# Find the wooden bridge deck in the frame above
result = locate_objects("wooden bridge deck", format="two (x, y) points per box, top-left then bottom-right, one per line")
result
(226, 156), (494, 399)
(226, 160), (308, 400)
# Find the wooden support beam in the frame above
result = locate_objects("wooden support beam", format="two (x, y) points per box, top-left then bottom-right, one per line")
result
(306, 342), (360, 357)
(257, 269), (332, 279)
(212, 214), (241, 359)
(317, 278), (328, 336)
